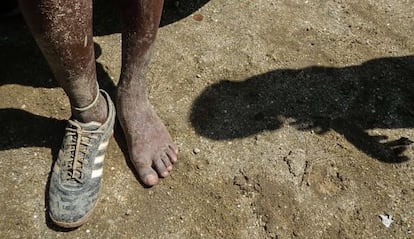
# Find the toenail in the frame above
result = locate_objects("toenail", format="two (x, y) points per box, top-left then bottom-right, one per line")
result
(144, 174), (158, 185)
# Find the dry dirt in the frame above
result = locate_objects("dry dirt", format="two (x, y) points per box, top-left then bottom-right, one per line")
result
(1, 0), (414, 238)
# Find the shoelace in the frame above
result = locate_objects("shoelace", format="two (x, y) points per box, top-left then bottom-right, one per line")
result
(62, 121), (104, 184)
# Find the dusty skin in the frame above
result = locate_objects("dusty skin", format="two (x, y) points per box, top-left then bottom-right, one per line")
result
(0, 0), (413, 238)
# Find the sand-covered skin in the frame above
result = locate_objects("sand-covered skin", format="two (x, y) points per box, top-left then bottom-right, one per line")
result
(0, 0), (413, 238)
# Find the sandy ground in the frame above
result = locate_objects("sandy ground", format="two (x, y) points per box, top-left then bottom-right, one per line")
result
(1, 0), (414, 238)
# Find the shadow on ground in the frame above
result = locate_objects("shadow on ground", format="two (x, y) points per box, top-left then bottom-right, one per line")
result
(0, 108), (65, 152)
(92, 0), (210, 35)
(190, 56), (414, 163)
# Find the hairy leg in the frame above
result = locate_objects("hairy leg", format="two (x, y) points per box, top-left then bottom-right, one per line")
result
(18, 0), (107, 123)
(117, 0), (178, 186)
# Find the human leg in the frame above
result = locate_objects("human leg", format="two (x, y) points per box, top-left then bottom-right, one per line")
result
(117, 0), (178, 186)
(18, 0), (107, 123)
(18, 0), (115, 227)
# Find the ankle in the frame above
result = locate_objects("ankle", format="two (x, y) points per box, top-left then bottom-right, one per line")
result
(117, 85), (148, 101)
(72, 94), (108, 123)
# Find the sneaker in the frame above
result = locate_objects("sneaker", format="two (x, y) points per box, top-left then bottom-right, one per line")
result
(48, 90), (115, 228)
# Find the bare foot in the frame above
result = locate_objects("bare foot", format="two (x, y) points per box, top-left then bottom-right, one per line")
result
(117, 95), (178, 186)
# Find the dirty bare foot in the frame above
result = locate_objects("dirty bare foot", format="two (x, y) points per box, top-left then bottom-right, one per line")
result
(117, 95), (178, 186)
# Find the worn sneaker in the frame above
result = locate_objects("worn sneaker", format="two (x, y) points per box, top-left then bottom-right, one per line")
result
(48, 90), (115, 228)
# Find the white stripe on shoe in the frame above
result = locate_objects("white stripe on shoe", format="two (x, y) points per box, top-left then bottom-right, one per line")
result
(98, 140), (109, 151)
(94, 155), (105, 165)
(91, 140), (109, 178)
(91, 168), (103, 178)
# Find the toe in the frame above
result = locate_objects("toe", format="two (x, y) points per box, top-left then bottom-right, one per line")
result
(167, 144), (178, 162)
(161, 153), (173, 171)
(137, 166), (159, 186)
(153, 157), (169, 178)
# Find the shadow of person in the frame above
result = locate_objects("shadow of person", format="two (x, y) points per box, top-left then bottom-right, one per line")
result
(190, 55), (414, 163)
(0, 108), (65, 153)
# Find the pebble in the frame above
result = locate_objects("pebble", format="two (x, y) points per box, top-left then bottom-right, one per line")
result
(193, 148), (201, 154)
(379, 214), (393, 227)
(193, 14), (204, 21)
(107, 219), (115, 225)
(125, 209), (132, 216)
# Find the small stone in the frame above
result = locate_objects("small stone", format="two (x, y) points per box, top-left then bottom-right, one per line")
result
(193, 13), (204, 21)
(379, 214), (393, 228)
(125, 209), (132, 216)
(86, 229), (90, 233)
(21, 104), (26, 109)
(107, 219), (115, 225)
(196, 74), (201, 78)
(193, 148), (201, 154)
